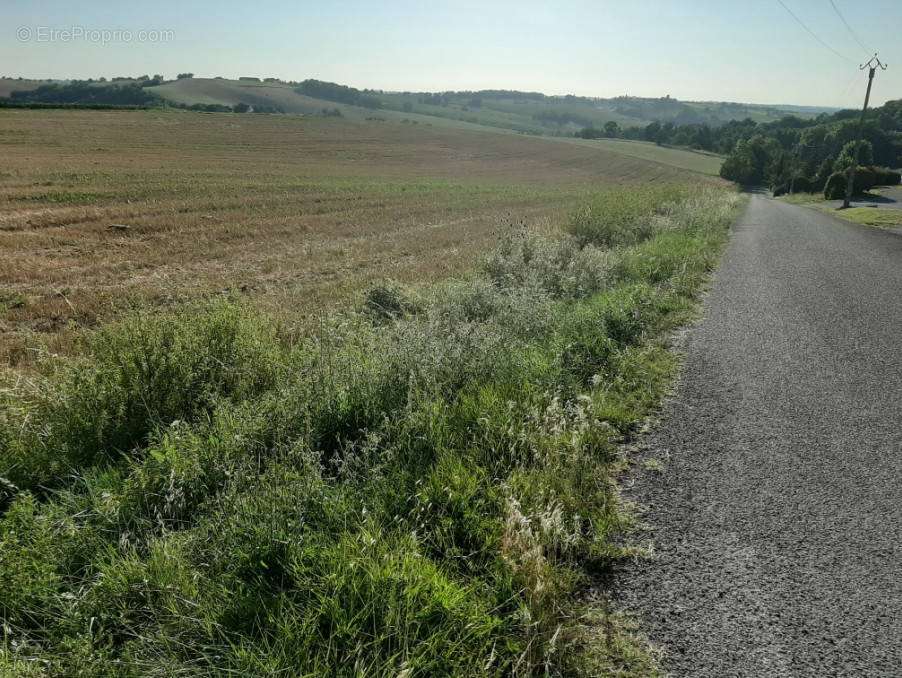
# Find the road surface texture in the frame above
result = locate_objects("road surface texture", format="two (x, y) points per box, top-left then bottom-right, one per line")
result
(615, 196), (902, 677)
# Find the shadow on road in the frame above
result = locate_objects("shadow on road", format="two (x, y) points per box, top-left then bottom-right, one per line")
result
(825, 187), (902, 211)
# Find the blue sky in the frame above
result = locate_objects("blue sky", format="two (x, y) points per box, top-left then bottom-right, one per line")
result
(3, 1), (900, 108)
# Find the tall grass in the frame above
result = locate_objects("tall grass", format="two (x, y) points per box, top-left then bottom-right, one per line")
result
(0, 185), (741, 676)
(565, 184), (694, 248)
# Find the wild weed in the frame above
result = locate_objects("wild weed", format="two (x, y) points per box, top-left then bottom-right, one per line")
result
(0, 186), (741, 676)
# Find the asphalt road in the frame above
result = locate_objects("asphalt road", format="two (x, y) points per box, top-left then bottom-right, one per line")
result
(615, 196), (902, 677)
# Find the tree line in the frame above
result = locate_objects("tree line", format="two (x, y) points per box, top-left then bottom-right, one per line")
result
(7, 82), (163, 106)
(2, 80), (285, 114)
(294, 79), (382, 109)
(578, 99), (902, 195)
(716, 102), (902, 195)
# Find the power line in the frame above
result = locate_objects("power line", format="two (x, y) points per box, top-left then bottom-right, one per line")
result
(836, 68), (861, 106)
(775, 0), (855, 64)
(828, 0), (872, 56)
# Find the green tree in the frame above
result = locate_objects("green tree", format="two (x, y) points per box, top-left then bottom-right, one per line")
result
(834, 140), (874, 171)
(691, 124), (714, 150)
(812, 155), (835, 190)
(719, 134), (781, 185)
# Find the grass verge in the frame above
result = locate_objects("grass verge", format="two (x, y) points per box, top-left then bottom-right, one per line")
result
(778, 191), (826, 205)
(0, 186), (741, 676)
(823, 205), (902, 229)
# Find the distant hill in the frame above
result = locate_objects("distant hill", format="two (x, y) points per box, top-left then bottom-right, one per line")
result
(146, 78), (837, 133)
(0, 79), (48, 98)
(741, 102), (842, 116)
(0, 75), (842, 135)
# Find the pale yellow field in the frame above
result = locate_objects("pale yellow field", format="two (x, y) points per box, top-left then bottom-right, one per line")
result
(0, 108), (720, 365)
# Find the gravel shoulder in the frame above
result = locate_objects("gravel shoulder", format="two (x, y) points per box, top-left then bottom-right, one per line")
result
(614, 196), (902, 677)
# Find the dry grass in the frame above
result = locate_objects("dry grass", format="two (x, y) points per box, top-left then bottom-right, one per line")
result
(0, 108), (718, 366)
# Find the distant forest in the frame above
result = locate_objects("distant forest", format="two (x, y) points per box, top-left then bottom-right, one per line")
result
(3, 80), (278, 114)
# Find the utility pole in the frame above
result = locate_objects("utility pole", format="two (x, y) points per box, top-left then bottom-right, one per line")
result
(842, 54), (887, 209)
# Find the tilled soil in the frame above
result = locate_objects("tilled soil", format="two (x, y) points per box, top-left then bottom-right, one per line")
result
(614, 196), (902, 677)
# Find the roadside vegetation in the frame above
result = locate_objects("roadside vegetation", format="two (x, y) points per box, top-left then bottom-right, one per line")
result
(0, 184), (741, 676)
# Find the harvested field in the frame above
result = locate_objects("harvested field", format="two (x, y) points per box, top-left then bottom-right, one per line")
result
(1, 109), (717, 365)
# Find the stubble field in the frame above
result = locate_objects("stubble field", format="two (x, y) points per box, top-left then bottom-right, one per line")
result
(1, 109), (710, 365)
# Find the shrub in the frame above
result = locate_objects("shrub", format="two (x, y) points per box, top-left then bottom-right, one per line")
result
(824, 168), (877, 199)
(824, 172), (847, 199)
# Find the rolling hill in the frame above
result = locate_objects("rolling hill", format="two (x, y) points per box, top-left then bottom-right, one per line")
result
(1, 75), (840, 140)
(144, 77), (837, 135)
(0, 79), (46, 98)
(2, 75), (851, 180)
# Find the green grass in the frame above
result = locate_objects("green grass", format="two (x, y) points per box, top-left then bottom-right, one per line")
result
(782, 191), (902, 229)
(0, 186), (742, 676)
(826, 206), (902, 228)
(562, 138), (723, 175)
(565, 184), (697, 247)
(376, 93), (643, 136)
(779, 191), (827, 204)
